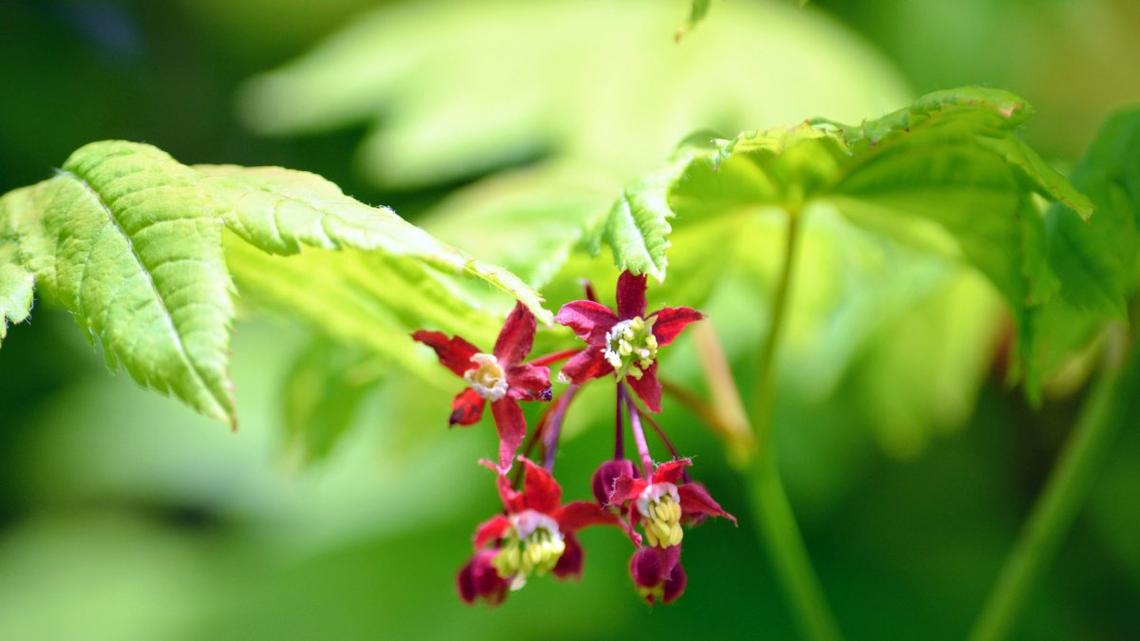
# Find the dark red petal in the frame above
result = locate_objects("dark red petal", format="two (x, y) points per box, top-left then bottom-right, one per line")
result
(629, 545), (683, 604)
(506, 363), (552, 401)
(518, 456), (562, 513)
(553, 534), (584, 580)
(411, 330), (480, 376)
(616, 271), (648, 319)
(558, 347), (613, 384)
(493, 302), (537, 366)
(473, 514), (513, 549)
(651, 458), (692, 485)
(679, 482), (737, 525)
(662, 560), (688, 604)
(554, 501), (617, 532)
(554, 300), (618, 344)
(450, 388), (486, 426)
(592, 459), (637, 505)
(610, 474), (648, 506)
(626, 362), (662, 412)
(457, 550), (510, 606)
(650, 307), (703, 346)
(491, 399), (528, 472)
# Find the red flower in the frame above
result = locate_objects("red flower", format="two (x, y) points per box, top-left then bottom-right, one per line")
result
(609, 458), (735, 549)
(554, 271), (702, 412)
(629, 545), (687, 605)
(412, 302), (552, 470)
(461, 458), (618, 604)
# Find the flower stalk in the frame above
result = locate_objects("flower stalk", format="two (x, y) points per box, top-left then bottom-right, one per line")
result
(968, 322), (1140, 641)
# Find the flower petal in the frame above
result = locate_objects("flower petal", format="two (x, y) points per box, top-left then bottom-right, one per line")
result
(411, 330), (480, 376)
(518, 456), (562, 514)
(554, 300), (618, 344)
(591, 459), (637, 505)
(629, 545), (683, 604)
(554, 500), (617, 532)
(506, 363), (552, 401)
(482, 459), (527, 513)
(491, 399), (527, 472)
(493, 302), (537, 366)
(616, 271), (648, 319)
(473, 514), (513, 549)
(558, 346), (613, 384)
(662, 559), (687, 604)
(626, 361), (662, 412)
(553, 533), (584, 580)
(650, 307), (703, 346)
(679, 482), (737, 525)
(651, 458), (692, 485)
(610, 474), (648, 506)
(450, 388), (486, 426)
(457, 550), (510, 606)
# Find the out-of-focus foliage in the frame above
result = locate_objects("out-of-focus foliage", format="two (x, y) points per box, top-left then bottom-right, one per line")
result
(1027, 108), (1140, 383)
(239, 0), (908, 189)
(820, 0), (1140, 160)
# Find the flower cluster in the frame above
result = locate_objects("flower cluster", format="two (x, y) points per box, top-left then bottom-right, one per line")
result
(413, 271), (733, 606)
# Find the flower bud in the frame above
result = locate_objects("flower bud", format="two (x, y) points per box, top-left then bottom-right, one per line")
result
(591, 459), (637, 505)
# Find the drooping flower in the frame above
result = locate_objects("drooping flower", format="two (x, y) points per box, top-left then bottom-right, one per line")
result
(457, 550), (511, 606)
(609, 458), (735, 549)
(461, 457), (618, 605)
(554, 271), (702, 411)
(629, 545), (687, 605)
(412, 302), (552, 470)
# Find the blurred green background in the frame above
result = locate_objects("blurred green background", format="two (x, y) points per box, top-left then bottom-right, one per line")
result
(1, 1), (1138, 639)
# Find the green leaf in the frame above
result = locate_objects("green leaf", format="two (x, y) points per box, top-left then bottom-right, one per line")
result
(239, 0), (909, 188)
(223, 232), (473, 392)
(1026, 107), (1140, 385)
(0, 140), (548, 426)
(674, 0), (711, 41)
(281, 336), (384, 464)
(23, 142), (237, 425)
(197, 164), (551, 324)
(603, 87), (1092, 385)
(0, 187), (36, 346)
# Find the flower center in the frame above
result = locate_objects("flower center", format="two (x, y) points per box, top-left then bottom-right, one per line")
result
(603, 317), (658, 380)
(464, 353), (508, 401)
(637, 483), (683, 548)
(491, 510), (566, 589)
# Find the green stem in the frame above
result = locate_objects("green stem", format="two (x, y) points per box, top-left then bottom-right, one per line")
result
(748, 210), (841, 641)
(968, 326), (1140, 641)
(753, 211), (801, 457)
(750, 452), (843, 641)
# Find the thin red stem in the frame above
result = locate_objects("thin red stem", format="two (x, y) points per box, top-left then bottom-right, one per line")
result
(542, 384), (580, 470)
(623, 385), (654, 477)
(529, 348), (582, 368)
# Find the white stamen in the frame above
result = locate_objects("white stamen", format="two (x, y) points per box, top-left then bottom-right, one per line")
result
(464, 353), (508, 401)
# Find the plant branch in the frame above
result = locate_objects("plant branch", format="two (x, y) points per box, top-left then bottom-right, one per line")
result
(968, 323), (1140, 641)
(673, 209), (840, 641)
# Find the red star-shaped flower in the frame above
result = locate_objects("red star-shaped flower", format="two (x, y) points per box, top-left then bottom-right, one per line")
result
(554, 271), (702, 412)
(412, 302), (552, 470)
(458, 457), (619, 605)
(608, 458), (734, 604)
(608, 458), (735, 548)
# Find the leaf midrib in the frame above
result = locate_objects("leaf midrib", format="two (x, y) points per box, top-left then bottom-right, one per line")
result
(60, 167), (229, 421)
